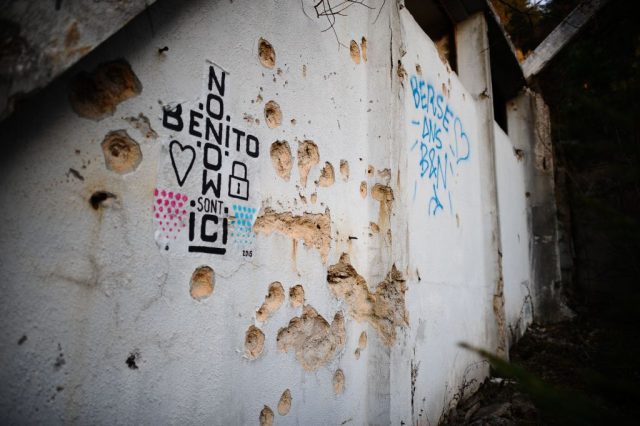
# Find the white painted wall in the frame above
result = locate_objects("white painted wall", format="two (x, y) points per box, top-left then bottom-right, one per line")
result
(0, 0), (545, 424)
(494, 123), (533, 346)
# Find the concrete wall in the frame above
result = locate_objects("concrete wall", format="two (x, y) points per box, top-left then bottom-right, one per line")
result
(0, 0), (560, 424)
(494, 123), (533, 346)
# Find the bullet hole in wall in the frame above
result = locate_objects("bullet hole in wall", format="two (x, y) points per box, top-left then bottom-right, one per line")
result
(289, 284), (305, 308)
(297, 140), (319, 188)
(350, 40), (361, 64)
(317, 162), (335, 187)
(259, 405), (274, 426)
(69, 59), (142, 120)
(126, 351), (140, 369)
(333, 369), (345, 395)
(244, 325), (265, 360)
(256, 281), (285, 323)
(327, 253), (408, 345)
(340, 159), (349, 181)
(276, 305), (345, 371)
(190, 266), (214, 300)
(101, 130), (142, 174)
(258, 38), (276, 68)
(264, 100), (282, 129)
(360, 181), (367, 198)
(270, 140), (293, 181)
(278, 389), (292, 416)
(89, 191), (116, 210)
(253, 207), (331, 263)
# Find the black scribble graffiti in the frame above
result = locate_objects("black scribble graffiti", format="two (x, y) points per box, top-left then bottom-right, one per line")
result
(301, 0), (382, 47)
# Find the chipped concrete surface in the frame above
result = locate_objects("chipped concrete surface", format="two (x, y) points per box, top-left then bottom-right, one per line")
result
(245, 325), (265, 360)
(339, 159), (349, 181)
(317, 162), (335, 187)
(355, 331), (367, 359)
(297, 140), (320, 188)
(289, 285), (305, 308)
(253, 207), (331, 262)
(333, 369), (345, 395)
(359, 181), (367, 198)
(264, 100), (282, 129)
(270, 140), (293, 181)
(189, 266), (214, 300)
(349, 40), (361, 64)
(278, 389), (292, 416)
(124, 113), (157, 139)
(259, 405), (274, 426)
(327, 254), (408, 345)
(276, 305), (345, 371)
(360, 37), (368, 62)
(100, 130), (142, 174)
(256, 281), (285, 323)
(69, 59), (142, 120)
(258, 38), (276, 69)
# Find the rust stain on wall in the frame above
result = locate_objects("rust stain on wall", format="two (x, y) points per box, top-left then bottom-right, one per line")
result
(327, 253), (408, 345)
(253, 207), (331, 262)
(189, 266), (214, 300)
(276, 305), (345, 371)
(269, 140), (292, 181)
(69, 59), (142, 120)
(244, 325), (265, 360)
(297, 140), (320, 188)
(256, 281), (285, 323)
(101, 130), (142, 174)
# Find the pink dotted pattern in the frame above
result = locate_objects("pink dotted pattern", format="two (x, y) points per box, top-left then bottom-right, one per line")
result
(153, 188), (189, 241)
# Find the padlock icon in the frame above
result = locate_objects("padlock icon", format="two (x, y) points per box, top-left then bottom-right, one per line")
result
(228, 161), (250, 200)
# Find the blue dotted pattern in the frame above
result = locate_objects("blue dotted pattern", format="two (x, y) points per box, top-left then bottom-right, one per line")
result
(230, 204), (257, 246)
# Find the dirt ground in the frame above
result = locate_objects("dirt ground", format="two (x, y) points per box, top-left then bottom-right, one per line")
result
(440, 317), (640, 425)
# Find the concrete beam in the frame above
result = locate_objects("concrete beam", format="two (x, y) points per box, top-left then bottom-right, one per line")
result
(522, 0), (610, 80)
(0, 0), (157, 120)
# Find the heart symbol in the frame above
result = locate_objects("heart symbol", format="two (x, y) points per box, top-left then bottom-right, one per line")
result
(169, 140), (196, 187)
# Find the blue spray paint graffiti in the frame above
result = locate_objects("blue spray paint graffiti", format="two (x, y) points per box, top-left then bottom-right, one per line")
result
(229, 204), (256, 247)
(409, 74), (471, 216)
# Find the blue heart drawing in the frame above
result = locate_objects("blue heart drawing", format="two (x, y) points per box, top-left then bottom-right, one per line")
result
(169, 140), (195, 187)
